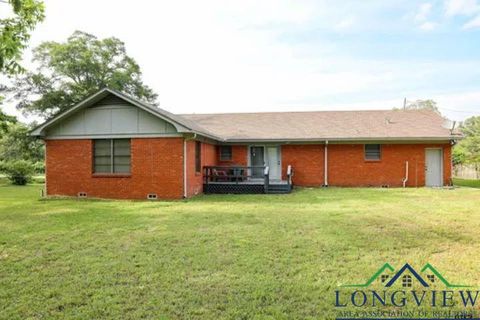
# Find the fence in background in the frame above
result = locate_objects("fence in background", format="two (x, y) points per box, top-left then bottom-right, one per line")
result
(454, 164), (480, 179)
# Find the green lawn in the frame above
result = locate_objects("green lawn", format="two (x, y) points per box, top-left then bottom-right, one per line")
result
(1, 183), (480, 319)
(453, 177), (480, 188)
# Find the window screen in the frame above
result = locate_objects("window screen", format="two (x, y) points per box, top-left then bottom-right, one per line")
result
(219, 146), (232, 161)
(364, 144), (381, 160)
(195, 141), (201, 173)
(94, 139), (131, 173)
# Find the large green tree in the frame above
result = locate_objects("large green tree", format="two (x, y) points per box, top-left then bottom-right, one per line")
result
(0, 0), (45, 75)
(1, 0), (44, 134)
(6, 31), (158, 118)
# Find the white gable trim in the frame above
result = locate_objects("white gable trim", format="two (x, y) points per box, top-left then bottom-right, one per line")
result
(30, 88), (222, 141)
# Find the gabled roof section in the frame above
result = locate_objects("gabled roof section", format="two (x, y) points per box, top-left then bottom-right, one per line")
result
(30, 88), (222, 140)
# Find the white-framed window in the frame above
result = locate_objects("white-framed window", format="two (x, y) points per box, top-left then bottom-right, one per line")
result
(93, 139), (131, 173)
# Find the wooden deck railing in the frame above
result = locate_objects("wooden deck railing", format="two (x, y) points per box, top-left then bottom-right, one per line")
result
(203, 166), (267, 185)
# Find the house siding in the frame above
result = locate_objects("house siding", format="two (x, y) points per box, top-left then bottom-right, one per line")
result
(46, 138), (185, 199)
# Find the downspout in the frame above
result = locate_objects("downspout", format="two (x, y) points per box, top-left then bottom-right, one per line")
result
(183, 133), (197, 198)
(324, 140), (328, 187)
(402, 161), (409, 188)
(43, 139), (47, 197)
(183, 139), (187, 198)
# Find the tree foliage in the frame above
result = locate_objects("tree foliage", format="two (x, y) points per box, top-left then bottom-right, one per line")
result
(0, 159), (35, 185)
(0, 0), (45, 75)
(6, 31), (158, 118)
(0, 104), (17, 135)
(403, 99), (440, 114)
(0, 121), (43, 162)
(454, 116), (480, 165)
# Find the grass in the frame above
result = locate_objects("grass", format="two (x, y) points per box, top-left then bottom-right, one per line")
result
(1, 183), (480, 319)
(453, 177), (480, 188)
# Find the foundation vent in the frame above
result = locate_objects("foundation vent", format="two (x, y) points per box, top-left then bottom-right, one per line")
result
(147, 193), (158, 200)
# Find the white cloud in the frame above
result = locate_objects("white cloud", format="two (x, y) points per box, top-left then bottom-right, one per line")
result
(444, 0), (480, 16)
(463, 14), (480, 27)
(419, 21), (438, 30)
(415, 3), (433, 22)
(334, 17), (355, 30)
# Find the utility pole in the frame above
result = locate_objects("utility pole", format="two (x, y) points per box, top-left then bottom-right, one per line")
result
(403, 97), (407, 110)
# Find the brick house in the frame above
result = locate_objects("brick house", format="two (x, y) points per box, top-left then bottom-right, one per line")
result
(31, 88), (460, 199)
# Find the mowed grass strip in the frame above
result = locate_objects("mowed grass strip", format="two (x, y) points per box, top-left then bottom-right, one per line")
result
(453, 177), (480, 188)
(0, 183), (479, 319)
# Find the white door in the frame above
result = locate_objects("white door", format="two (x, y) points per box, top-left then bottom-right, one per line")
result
(425, 149), (443, 187)
(266, 146), (281, 180)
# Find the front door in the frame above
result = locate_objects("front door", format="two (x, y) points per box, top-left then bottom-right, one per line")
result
(266, 146), (281, 180)
(250, 146), (264, 178)
(425, 149), (443, 187)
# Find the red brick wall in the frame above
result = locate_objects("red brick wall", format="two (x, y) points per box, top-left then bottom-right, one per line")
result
(217, 145), (248, 166)
(281, 143), (452, 187)
(46, 138), (185, 199)
(186, 141), (216, 197)
(328, 144), (451, 187)
(46, 139), (453, 200)
(281, 144), (325, 185)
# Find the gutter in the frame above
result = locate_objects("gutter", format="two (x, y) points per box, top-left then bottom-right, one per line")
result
(224, 137), (458, 143)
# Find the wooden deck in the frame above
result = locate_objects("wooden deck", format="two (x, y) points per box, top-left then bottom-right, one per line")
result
(203, 166), (293, 194)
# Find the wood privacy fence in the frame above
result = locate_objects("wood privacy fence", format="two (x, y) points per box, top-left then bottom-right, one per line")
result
(454, 164), (480, 179)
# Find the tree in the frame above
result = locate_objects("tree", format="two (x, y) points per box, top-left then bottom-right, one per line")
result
(455, 116), (480, 165)
(0, 122), (43, 162)
(0, 96), (17, 135)
(402, 99), (441, 114)
(5, 31), (158, 118)
(0, 0), (45, 75)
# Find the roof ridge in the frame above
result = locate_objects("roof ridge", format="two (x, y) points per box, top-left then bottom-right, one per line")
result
(179, 109), (436, 117)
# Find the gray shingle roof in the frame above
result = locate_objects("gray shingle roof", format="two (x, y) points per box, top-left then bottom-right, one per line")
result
(180, 109), (457, 142)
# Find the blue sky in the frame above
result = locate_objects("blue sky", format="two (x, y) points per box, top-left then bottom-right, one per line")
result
(3, 0), (480, 121)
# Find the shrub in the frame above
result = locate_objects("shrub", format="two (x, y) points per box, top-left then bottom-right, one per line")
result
(0, 160), (35, 185)
(33, 161), (45, 174)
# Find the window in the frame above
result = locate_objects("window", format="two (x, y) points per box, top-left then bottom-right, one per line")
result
(427, 275), (435, 283)
(402, 275), (412, 288)
(219, 146), (232, 161)
(381, 275), (389, 283)
(94, 139), (131, 174)
(365, 144), (381, 160)
(195, 141), (201, 173)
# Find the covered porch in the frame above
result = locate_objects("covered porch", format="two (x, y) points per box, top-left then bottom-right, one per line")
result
(203, 165), (293, 194)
